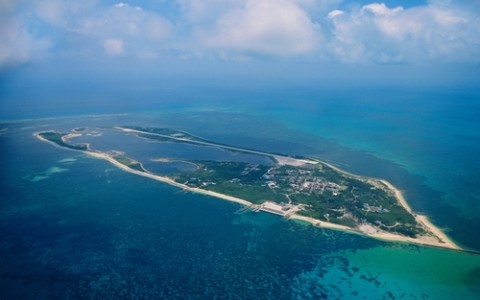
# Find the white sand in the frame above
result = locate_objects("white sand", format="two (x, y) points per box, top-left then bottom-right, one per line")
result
(273, 155), (318, 167)
(379, 179), (460, 249)
(61, 133), (81, 142)
(289, 214), (352, 231)
(35, 131), (462, 251)
(314, 159), (461, 250)
(86, 151), (254, 207)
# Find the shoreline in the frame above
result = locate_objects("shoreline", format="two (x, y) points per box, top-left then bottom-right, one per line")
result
(379, 179), (459, 249)
(34, 132), (462, 251)
(35, 132), (253, 208)
(87, 151), (254, 208)
(86, 150), (463, 251)
(319, 160), (461, 250)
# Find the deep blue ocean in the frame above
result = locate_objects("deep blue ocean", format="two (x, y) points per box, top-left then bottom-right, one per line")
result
(1, 89), (480, 298)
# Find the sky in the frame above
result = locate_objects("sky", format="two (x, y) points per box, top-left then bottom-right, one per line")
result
(1, 0), (479, 117)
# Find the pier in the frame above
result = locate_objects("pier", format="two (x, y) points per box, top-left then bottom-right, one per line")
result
(255, 201), (303, 217)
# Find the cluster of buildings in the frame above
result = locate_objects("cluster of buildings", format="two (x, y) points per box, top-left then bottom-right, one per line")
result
(262, 167), (344, 196)
(240, 164), (261, 176)
(362, 203), (390, 213)
(185, 163), (346, 201)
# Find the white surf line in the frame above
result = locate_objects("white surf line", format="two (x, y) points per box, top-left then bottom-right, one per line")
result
(37, 129), (464, 251)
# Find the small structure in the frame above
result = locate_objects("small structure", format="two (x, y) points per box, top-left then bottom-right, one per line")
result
(256, 201), (303, 217)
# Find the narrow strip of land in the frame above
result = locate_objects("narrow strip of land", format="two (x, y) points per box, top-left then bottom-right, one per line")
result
(116, 126), (318, 167)
(34, 130), (462, 251)
(319, 161), (460, 250)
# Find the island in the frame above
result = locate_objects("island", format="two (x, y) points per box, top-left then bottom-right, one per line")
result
(34, 126), (461, 251)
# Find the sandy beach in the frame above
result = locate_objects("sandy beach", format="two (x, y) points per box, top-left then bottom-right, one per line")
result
(378, 179), (460, 249)
(100, 147), (461, 250)
(35, 131), (461, 251)
(61, 133), (82, 142)
(289, 214), (352, 231)
(290, 212), (460, 250)
(81, 150), (254, 208)
(319, 160), (461, 250)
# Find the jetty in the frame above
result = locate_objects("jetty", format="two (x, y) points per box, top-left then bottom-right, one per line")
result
(254, 201), (303, 217)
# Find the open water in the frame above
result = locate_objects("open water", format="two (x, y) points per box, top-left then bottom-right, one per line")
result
(1, 91), (480, 298)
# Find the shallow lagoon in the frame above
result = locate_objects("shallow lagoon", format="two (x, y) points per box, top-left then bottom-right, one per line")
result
(1, 111), (479, 299)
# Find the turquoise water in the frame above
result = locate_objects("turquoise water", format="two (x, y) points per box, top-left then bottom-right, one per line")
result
(248, 91), (480, 251)
(1, 109), (479, 299)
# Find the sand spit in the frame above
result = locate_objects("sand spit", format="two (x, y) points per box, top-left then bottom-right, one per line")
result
(319, 161), (461, 250)
(34, 131), (462, 251)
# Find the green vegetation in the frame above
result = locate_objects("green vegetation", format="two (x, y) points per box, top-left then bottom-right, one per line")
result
(173, 161), (285, 204)
(38, 126), (427, 238)
(113, 156), (145, 172)
(38, 132), (88, 151)
(173, 160), (424, 237)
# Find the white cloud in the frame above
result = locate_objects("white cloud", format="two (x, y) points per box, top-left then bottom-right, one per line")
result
(177, 0), (340, 24)
(1, 0), (479, 68)
(361, 3), (403, 16)
(177, 0), (244, 24)
(0, 20), (30, 66)
(114, 2), (128, 9)
(328, 10), (344, 19)
(154, 0), (480, 62)
(102, 38), (124, 55)
(32, 0), (98, 29)
(202, 0), (320, 57)
(18, 1), (172, 61)
(77, 3), (172, 58)
(326, 2), (480, 63)
(0, 1), (51, 68)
